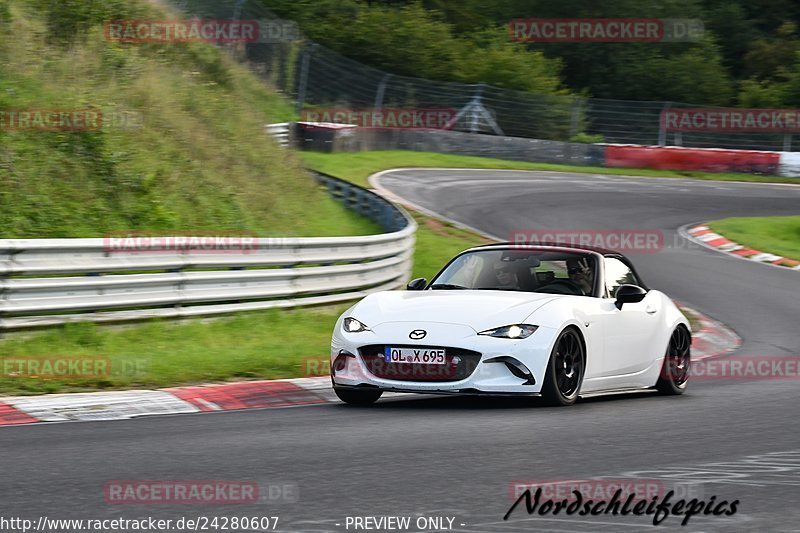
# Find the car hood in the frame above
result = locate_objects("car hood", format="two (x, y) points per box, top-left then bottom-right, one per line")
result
(352, 290), (559, 332)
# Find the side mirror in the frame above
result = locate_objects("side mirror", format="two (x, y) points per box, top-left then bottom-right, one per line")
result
(615, 284), (647, 309)
(407, 278), (427, 291)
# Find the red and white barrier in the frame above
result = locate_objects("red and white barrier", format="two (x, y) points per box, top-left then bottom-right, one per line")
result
(604, 144), (783, 175)
(778, 152), (800, 177)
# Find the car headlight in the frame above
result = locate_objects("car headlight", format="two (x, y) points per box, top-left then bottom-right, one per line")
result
(478, 324), (538, 339)
(343, 317), (370, 333)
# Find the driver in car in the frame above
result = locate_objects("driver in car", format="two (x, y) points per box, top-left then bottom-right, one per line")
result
(566, 257), (593, 295)
(493, 262), (520, 290)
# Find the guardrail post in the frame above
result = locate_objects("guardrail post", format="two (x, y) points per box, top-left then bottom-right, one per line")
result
(369, 195), (381, 222)
(354, 188), (365, 215)
(381, 204), (393, 231)
(169, 267), (185, 313)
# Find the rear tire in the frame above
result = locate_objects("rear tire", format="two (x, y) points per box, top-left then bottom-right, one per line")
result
(656, 326), (691, 395)
(541, 328), (585, 406)
(334, 387), (383, 405)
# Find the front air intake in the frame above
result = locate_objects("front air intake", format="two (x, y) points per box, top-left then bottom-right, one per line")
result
(357, 345), (482, 382)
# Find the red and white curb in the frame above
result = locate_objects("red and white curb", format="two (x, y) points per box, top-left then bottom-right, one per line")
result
(679, 304), (741, 361)
(0, 378), (334, 425)
(0, 310), (738, 426)
(685, 224), (800, 270)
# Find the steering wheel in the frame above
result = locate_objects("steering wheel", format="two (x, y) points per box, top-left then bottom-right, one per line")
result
(539, 279), (585, 296)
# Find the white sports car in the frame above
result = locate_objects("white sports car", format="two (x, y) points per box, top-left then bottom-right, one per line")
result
(330, 243), (691, 406)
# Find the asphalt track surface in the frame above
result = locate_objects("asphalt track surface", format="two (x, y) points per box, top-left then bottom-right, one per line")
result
(2, 170), (800, 533)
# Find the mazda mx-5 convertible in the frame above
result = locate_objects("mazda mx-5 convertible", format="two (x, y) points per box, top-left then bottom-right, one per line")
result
(330, 243), (691, 406)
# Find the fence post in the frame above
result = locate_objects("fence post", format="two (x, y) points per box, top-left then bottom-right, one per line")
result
(569, 96), (582, 139)
(232, 0), (247, 21)
(295, 45), (313, 114)
(658, 102), (670, 146)
(374, 74), (392, 112)
(783, 134), (792, 152)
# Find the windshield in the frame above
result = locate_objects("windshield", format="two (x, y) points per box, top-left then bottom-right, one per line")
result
(429, 249), (597, 296)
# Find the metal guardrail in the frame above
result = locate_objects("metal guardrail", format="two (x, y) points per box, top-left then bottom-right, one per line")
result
(265, 122), (290, 148)
(0, 172), (416, 330)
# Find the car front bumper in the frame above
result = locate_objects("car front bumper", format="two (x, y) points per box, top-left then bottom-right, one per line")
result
(331, 321), (558, 395)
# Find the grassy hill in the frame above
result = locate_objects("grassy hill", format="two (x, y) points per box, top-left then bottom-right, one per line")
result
(0, 0), (378, 237)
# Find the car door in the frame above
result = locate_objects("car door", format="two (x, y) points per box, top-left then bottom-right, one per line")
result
(600, 257), (662, 386)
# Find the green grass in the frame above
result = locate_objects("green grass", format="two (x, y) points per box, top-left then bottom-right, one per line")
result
(0, 308), (348, 395)
(0, 0), (379, 238)
(409, 212), (490, 280)
(300, 150), (800, 189)
(708, 216), (800, 263)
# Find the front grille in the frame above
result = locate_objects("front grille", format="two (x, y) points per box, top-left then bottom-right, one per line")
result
(358, 344), (482, 382)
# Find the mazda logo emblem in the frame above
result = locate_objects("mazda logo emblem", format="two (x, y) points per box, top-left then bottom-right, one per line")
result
(409, 329), (427, 340)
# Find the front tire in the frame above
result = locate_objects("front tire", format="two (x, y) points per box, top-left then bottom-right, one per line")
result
(656, 325), (691, 395)
(334, 387), (383, 405)
(541, 328), (585, 406)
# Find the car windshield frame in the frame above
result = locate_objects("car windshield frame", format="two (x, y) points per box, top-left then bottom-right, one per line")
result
(427, 247), (603, 297)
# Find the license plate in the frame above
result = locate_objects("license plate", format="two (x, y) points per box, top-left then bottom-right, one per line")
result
(384, 347), (446, 364)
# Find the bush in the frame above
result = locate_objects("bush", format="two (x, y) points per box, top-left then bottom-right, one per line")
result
(570, 132), (604, 144)
(0, 0), (10, 24)
(32, 0), (148, 43)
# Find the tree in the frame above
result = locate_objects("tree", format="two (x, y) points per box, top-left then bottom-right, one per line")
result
(452, 28), (564, 93)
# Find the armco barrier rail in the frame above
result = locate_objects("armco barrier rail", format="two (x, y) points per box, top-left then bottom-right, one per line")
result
(265, 122), (290, 148)
(0, 173), (416, 330)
